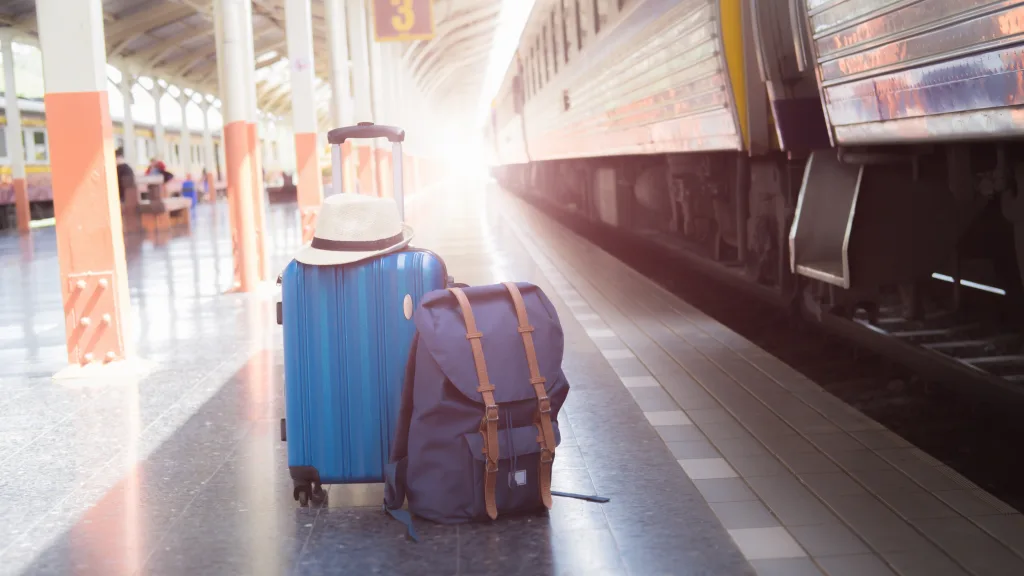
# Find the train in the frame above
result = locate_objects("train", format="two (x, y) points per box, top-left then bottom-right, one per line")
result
(486, 0), (1024, 327)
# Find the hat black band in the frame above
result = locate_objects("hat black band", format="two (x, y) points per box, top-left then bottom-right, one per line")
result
(311, 231), (405, 252)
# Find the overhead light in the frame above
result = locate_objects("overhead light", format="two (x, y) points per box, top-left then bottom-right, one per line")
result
(257, 50), (279, 63)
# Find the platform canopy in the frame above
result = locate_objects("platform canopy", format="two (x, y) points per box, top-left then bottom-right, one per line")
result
(0, 0), (504, 128)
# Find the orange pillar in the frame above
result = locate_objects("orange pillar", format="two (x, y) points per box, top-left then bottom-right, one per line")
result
(405, 153), (416, 196)
(375, 147), (392, 198)
(37, 0), (132, 365)
(341, 140), (355, 193)
(216, 0), (259, 292)
(13, 180), (30, 231)
(224, 126), (258, 291)
(294, 133), (322, 242)
(248, 122), (268, 280)
(356, 145), (374, 195)
(205, 172), (216, 202)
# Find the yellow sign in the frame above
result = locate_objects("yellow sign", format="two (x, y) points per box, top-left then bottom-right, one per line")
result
(373, 0), (435, 42)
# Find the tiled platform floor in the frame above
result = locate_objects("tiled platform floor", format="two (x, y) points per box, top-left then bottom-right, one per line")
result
(0, 178), (1021, 575)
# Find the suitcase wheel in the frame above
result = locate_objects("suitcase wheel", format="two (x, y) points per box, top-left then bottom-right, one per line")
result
(294, 482), (326, 507)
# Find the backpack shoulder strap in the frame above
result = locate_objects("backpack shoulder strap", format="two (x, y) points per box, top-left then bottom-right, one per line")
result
(502, 282), (556, 510)
(448, 287), (500, 520)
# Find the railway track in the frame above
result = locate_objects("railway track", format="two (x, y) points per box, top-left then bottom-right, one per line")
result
(530, 195), (1024, 402)
(520, 191), (1024, 511)
(854, 308), (1024, 384)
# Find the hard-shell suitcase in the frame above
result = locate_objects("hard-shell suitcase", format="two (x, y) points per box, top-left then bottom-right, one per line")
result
(279, 123), (447, 506)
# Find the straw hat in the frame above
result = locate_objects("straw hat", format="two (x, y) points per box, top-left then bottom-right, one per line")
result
(294, 194), (413, 266)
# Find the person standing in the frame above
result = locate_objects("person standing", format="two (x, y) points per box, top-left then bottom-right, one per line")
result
(115, 147), (135, 203)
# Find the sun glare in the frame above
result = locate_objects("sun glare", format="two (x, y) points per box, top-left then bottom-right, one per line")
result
(477, 0), (537, 124)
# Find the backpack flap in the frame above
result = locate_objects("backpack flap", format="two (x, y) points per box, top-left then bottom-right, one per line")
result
(413, 282), (565, 405)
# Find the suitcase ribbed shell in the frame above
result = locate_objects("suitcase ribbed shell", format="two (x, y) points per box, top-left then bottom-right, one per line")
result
(281, 249), (446, 483)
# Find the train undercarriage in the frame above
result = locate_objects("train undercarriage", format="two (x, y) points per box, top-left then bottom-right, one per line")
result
(495, 144), (1024, 385)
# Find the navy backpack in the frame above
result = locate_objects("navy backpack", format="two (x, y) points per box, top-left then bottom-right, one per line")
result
(384, 282), (572, 534)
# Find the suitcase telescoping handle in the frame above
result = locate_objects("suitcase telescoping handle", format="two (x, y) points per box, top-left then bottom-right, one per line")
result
(327, 122), (407, 221)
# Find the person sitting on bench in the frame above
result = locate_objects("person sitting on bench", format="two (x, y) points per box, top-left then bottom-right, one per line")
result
(147, 157), (174, 184)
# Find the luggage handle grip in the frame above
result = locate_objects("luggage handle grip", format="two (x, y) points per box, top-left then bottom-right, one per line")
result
(327, 122), (405, 144)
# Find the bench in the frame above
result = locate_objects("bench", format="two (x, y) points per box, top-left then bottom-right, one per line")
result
(135, 175), (192, 233)
(268, 173), (297, 204)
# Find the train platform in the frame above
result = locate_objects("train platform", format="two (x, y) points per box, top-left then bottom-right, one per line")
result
(1, 181), (1022, 576)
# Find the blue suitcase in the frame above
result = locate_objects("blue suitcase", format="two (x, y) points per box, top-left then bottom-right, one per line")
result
(278, 123), (448, 506)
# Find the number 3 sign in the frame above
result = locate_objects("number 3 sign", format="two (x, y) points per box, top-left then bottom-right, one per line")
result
(373, 0), (435, 42)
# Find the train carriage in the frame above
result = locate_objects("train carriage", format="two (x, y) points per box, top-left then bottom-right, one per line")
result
(489, 0), (1024, 332)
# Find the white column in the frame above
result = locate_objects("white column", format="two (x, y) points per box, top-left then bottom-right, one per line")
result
(241, 0), (258, 128)
(178, 91), (192, 178)
(2, 35), (25, 183)
(150, 84), (166, 163)
(2, 32), (29, 232)
(391, 46), (404, 128)
(214, 0), (258, 291)
(217, 126), (226, 179)
(119, 74), (137, 170)
(325, 0), (352, 128)
(213, 0), (225, 103)
(286, 0), (323, 239)
(347, 0), (372, 123)
(367, 22), (384, 123)
(200, 100), (216, 174)
(286, 0), (319, 140)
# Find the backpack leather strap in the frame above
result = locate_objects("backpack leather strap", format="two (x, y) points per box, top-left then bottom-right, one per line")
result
(448, 287), (500, 520)
(502, 282), (555, 510)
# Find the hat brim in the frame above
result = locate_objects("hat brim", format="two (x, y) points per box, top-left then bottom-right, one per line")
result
(293, 224), (415, 266)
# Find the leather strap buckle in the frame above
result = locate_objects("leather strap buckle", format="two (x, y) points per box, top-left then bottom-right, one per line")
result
(485, 405), (499, 422)
(538, 398), (551, 414)
(485, 460), (499, 473)
(540, 448), (554, 464)
(517, 325), (535, 334)
(465, 331), (483, 340)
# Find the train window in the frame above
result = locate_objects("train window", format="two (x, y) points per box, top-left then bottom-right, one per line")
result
(542, 25), (550, 83)
(575, 0), (587, 51)
(536, 37), (543, 88)
(531, 49), (538, 94)
(533, 49), (540, 92)
(513, 75), (524, 113)
(30, 130), (47, 162)
(0, 127), (6, 159)
(594, 0), (612, 33)
(137, 137), (149, 164)
(561, 0), (571, 64)
(550, 10), (559, 74)
(527, 48), (534, 97)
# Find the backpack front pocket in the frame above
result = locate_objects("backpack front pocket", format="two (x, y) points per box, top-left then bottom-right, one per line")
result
(463, 422), (561, 520)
